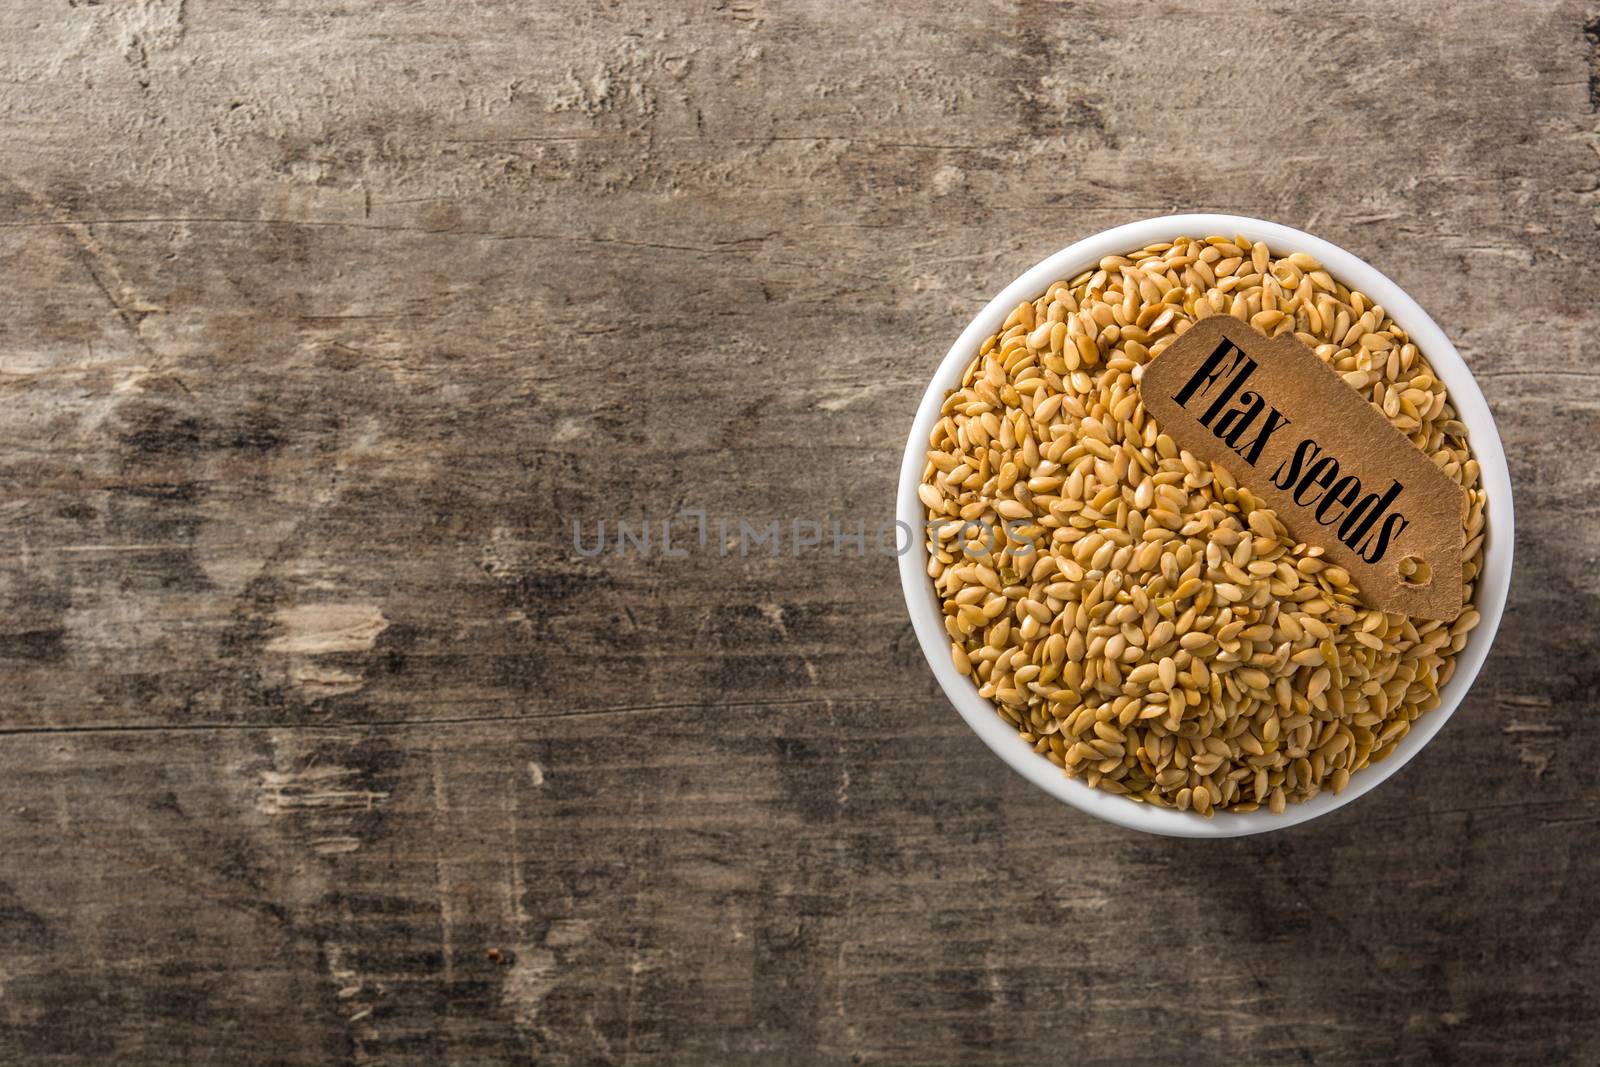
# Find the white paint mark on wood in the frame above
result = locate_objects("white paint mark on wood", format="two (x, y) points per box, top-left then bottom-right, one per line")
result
(312, 836), (364, 855)
(257, 765), (389, 817)
(429, 749), (457, 991)
(552, 417), (591, 442)
(815, 380), (905, 412)
(930, 164), (965, 196)
(544, 918), (592, 948)
(502, 946), (558, 1030)
(288, 663), (367, 698)
(265, 603), (389, 655)
(324, 942), (380, 1059)
(326, 945), (361, 999)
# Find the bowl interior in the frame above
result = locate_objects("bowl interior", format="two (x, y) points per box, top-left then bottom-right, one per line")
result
(896, 213), (1514, 838)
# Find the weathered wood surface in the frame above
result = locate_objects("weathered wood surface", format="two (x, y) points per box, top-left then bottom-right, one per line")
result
(0, 1), (1596, 1063)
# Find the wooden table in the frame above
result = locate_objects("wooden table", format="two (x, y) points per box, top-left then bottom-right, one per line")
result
(1, 2), (1594, 1063)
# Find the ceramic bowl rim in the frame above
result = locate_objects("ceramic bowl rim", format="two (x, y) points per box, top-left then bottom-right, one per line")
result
(894, 213), (1515, 838)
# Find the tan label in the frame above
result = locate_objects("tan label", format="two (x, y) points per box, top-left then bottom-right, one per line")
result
(1139, 316), (1465, 620)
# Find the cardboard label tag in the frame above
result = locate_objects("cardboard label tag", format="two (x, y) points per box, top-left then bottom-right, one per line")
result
(1140, 316), (1465, 620)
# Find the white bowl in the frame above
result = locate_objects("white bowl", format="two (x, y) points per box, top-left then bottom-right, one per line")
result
(896, 213), (1514, 838)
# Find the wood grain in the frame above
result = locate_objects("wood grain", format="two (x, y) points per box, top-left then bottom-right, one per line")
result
(0, 1), (1596, 1063)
